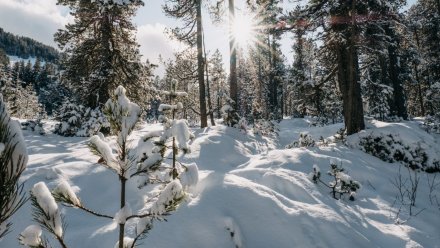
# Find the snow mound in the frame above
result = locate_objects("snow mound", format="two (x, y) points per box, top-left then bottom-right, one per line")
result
(1, 119), (439, 247)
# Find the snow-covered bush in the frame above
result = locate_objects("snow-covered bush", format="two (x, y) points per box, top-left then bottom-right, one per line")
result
(54, 99), (85, 136)
(309, 116), (330, 127)
(33, 85), (198, 248)
(21, 119), (46, 135)
(317, 136), (329, 146)
(426, 82), (440, 116)
(359, 132), (439, 172)
(0, 96), (28, 239)
(311, 160), (361, 201)
(333, 128), (347, 144)
(237, 117), (248, 132)
(253, 119), (278, 136)
(221, 96), (240, 127)
(421, 114), (440, 134)
(146, 79), (196, 181)
(54, 99), (109, 137)
(0, 70), (44, 120)
(285, 132), (315, 149)
(76, 107), (110, 137)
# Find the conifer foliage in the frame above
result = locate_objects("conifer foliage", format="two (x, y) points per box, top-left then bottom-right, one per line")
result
(311, 160), (360, 201)
(24, 85), (198, 248)
(55, 0), (147, 108)
(0, 96), (28, 239)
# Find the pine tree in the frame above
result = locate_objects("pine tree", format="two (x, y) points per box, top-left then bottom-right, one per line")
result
(208, 49), (228, 118)
(161, 50), (199, 123)
(25, 85), (198, 248)
(300, 0), (406, 133)
(0, 48), (9, 66)
(229, 0), (238, 110)
(54, 0), (148, 108)
(22, 60), (33, 85)
(164, 0), (208, 128)
(0, 65), (43, 119)
(406, 0), (440, 115)
(0, 95), (28, 238)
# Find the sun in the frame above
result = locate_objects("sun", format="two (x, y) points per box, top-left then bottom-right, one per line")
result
(231, 12), (257, 50)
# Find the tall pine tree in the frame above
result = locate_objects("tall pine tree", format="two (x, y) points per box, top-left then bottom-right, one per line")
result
(55, 0), (148, 108)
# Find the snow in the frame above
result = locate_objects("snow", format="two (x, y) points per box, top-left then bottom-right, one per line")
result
(313, 164), (320, 173)
(19, 225), (42, 246)
(113, 237), (134, 248)
(105, 85), (141, 145)
(1, 118), (440, 247)
(90, 135), (118, 171)
(92, 0), (135, 6)
(7, 55), (45, 67)
(158, 103), (183, 112)
(1, 101), (28, 175)
(53, 179), (81, 206)
(142, 130), (162, 141)
(179, 163), (199, 188)
(31, 182), (63, 237)
(150, 180), (184, 215)
(136, 217), (151, 236)
(171, 120), (193, 152)
(114, 205), (132, 224)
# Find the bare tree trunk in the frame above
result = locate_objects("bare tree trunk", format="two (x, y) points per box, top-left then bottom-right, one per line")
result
(228, 0), (238, 107)
(385, 25), (407, 119)
(413, 28), (425, 116)
(334, 0), (365, 135)
(414, 64), (425, 116)
(203, 32), (215, 126)
(197, 0), (207, 128)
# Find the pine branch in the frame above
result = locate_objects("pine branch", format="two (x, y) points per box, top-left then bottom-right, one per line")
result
(30, 195), (68, 248)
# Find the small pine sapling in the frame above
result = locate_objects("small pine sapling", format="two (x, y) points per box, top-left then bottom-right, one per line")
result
(285, 132), (316, 148)
(317, 136), (329, 146)
(153, 79), (194, 179)
(311, 164), (321, 184)
(33, 85), (199, 248)
(221, 95), (240, 127)
(311, 159), (360, 201)
(253, 119), (278, 137)
(333, 128), (347, 144)
(0, 96), (28, 239)
(54, 99), (85, 137)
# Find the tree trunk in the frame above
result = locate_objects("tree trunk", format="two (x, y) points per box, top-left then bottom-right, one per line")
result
(414, 64), (425, 116)
(334, 2), (365, 135)
(228, 0), (238, 107)
(118, 175), (126, 248)
(97, 11), (113, 108)
(413, 28), (425, 116)
(385, 26), (407, 119)
(336, 44), (364, 135)
(203, 34), (215, 126)
(197, 0), (207, 128)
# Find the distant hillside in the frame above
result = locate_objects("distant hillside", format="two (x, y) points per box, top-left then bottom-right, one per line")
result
(0, 27), (59, 62)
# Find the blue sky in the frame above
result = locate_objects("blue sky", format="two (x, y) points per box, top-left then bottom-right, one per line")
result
(0, 0), (417, 75)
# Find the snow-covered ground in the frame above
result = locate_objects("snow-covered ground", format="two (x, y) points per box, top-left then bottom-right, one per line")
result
(8, 55), (45, 66)
(2, 119), (440, 247)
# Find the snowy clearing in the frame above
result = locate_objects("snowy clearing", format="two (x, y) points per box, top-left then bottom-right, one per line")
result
(1, 119), (440, 247)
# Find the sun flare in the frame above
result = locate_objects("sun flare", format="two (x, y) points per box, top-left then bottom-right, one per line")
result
(231, 12), (257, 50)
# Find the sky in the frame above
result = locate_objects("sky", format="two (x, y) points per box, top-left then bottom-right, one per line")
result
(0, 0), (417, 75)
